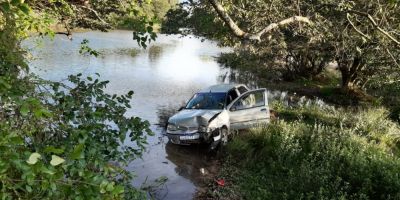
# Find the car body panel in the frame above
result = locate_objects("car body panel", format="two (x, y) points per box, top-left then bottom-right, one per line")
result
(228, 89), (270, 130)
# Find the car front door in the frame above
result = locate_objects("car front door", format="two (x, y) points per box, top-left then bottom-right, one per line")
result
(227, 89), (270, 130)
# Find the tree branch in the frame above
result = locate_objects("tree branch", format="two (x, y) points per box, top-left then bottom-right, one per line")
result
(208, 0), (312, 42)
(55, 21), (72, 40)
(347, 9), (400, 46)
(80, 5), (109, 26)
(346, 13), (370, 40)
(366, 14), (400, 46)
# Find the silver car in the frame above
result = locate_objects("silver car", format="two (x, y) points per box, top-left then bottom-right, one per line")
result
(166, 84), (270, 146)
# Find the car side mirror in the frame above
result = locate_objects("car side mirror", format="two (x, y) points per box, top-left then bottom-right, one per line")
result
(230, 106), (237, 111)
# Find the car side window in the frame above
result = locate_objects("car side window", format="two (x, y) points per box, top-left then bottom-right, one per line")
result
(238, 86), (248, 95)
(226, 89), (239, 105)
(230, 91), (264, 111)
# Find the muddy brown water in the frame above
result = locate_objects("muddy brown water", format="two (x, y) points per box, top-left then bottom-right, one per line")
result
(25, 30), (232, 199)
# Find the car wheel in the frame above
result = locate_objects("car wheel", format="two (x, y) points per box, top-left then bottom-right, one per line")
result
(220, 127), (229, 145)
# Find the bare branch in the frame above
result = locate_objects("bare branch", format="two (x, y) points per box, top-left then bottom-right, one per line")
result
(366, 14), (400, 46)
(346, 13), (371, 40)
(347, 10), (400, 46)
(55, 21), (73, 40)
(208, 0), (312, 42)
(208, 0), (247, 38)
(253, 16), (312, 40)
(55, 32), (73, 40)
(386, 48), (400, 69)
(81, 5), (109, 26)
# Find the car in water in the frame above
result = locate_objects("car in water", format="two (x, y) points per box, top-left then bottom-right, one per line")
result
(166, 84), (270, 147)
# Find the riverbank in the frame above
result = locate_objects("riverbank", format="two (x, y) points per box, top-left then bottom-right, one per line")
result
(197, 101), (400, 199)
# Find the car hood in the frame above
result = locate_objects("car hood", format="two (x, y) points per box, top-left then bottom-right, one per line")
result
(168, 109), (221, 127)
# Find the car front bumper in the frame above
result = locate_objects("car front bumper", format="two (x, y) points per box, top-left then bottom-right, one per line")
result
(166, 128), (223, 145)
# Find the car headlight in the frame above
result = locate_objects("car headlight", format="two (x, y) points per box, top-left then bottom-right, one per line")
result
(198, 125), (208, 132)
(167, 124), (177, 131)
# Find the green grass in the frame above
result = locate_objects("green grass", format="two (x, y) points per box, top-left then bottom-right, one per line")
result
(204, 103), (400, 200)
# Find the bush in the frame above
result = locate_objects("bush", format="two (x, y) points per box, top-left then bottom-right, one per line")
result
(216, 104), (400, 200)
(0, 74), (152, 199)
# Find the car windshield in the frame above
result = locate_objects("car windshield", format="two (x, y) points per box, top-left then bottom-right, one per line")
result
(185, 92), (226, 110)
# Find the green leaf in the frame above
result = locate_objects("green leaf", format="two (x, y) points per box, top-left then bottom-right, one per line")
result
(44, 146), (64, 154)
(26, 185), (32, 193)
(1, 3), (10, 12)
(112, 185), (124, 195)
(50, 155), (65, 166)
(27, 152), (41, 165)
(128, 91), (134, 96)
(10, 136), (24, 145)
(11, 0), (20, 6)
(18, 3), (30, 14)
(20, 103), (29, 116)
(70, 144), (85, 160)
(106, 182), (115, 192)
(40, 166), (55, 175)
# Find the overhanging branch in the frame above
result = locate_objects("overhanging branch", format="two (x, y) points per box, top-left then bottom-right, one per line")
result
(208, 0), (312, 42)
(347, 9), (400, 46)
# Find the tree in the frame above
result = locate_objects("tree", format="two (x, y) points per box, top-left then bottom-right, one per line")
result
(163, 0), (400, 91)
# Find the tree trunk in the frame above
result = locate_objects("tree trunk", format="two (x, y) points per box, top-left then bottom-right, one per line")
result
(338, 57), (363, 91)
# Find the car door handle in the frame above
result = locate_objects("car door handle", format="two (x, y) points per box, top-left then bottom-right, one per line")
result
(260, 108), (267, 111)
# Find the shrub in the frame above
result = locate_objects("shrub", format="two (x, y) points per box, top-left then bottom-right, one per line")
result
(219, 104), (400, 200)
(0, 74), (152, 199)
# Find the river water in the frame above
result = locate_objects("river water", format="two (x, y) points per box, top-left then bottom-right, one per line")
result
(25, 30), (232, 199)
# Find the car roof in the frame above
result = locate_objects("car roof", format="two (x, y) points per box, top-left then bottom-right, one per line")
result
(199, 84), (247, 93)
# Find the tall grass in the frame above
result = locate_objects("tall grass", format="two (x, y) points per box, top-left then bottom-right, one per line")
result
(218, 103), (400, 200)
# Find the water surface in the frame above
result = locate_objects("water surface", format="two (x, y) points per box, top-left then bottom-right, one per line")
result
(26, 30), (231, 199)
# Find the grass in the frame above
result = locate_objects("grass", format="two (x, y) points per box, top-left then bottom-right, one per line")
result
(200, 102), (400, 200)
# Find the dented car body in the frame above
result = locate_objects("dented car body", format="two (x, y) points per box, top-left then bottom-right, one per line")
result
(166, 84), (270, 146)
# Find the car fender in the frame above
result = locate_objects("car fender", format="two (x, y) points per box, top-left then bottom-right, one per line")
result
(208, 110), (229, 131)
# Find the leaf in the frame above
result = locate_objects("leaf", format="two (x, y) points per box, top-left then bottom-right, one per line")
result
(112, 185), (124, 195)
(44, 146), (64, 154)
(11, 0), (20, 6)
(128, 91), (134, 96)
(41, 166), (55, 175)
(1, 3), (10, 12)
(106, 182), (115, 192)
(18, 3), (30, 14)
(50, 155), (65, 166)
(26, 185), (32, 193)
(27, 152), (41, 165)
(70, 144), (85, 160)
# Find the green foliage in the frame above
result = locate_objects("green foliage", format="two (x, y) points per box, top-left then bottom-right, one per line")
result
(213, 103), (400, 199)
(164, 0), (400, 91)
(110, 0), (178, 30)
(79, 39), (100, 57)
(162, 1), (232, 45)
(1, 74), (152, 199)
(1, 1), (155, 199)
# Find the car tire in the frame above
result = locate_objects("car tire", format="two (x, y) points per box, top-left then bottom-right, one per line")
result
(220, 127), (229, 146)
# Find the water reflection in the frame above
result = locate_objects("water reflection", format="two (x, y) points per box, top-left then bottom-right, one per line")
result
(165, 143), (219, 187)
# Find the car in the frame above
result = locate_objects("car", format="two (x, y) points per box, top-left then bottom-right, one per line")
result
(166, 84), (270, 147)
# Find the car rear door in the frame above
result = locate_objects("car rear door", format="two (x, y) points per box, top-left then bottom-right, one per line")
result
(227, 88), (270, 130)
